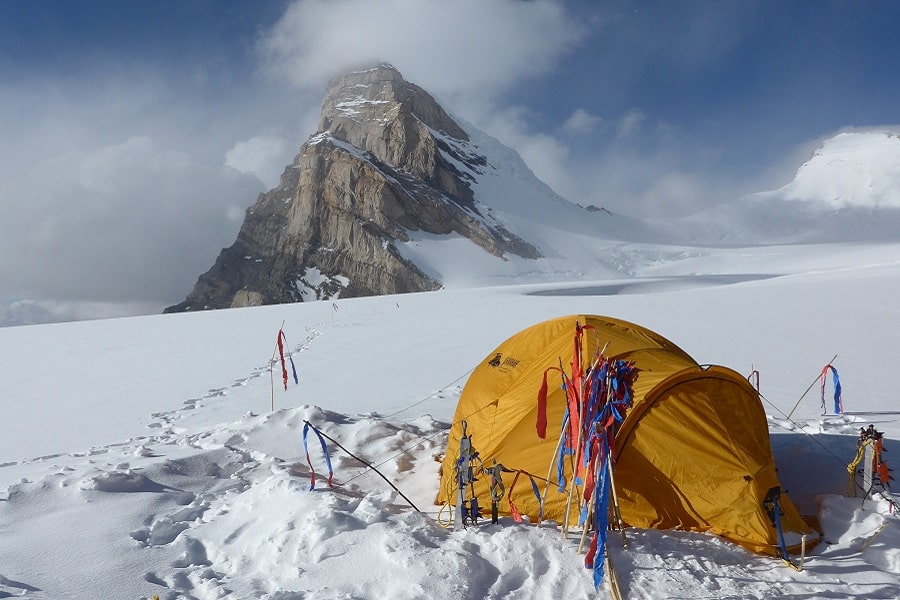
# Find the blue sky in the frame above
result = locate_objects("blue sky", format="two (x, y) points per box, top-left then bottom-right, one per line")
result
(1, 0), (898, 325)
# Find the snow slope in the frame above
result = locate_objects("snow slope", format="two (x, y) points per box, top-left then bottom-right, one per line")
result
(394, 112), (673, 290)
(401, 122), (900, 290)
(2, 241), (899, 599)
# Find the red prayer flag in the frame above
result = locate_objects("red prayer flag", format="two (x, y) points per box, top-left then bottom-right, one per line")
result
(277, 330), (288, 391)
(536, 370), (550, 438)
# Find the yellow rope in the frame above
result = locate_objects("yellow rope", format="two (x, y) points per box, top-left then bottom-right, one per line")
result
(847, 439), (872, 496)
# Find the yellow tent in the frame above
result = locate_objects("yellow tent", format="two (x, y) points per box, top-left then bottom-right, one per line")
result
(437, 314), (817, 556)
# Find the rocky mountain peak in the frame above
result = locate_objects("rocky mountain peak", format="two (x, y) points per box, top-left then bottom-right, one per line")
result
(164, 64), (540, 314)
(316, 63), (479, 205)
(320, 63), (469, 144)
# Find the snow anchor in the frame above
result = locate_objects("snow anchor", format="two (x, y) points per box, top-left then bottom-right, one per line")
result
(270, 322), (300, 410)
(848, 425), (893, 509)
(786, 353), (837, 420)
(763, 486), (803, 571)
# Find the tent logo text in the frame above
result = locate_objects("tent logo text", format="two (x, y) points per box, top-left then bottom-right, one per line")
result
(488, 353), (520, 371)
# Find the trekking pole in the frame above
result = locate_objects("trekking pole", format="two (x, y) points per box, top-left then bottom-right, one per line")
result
(787, 354), (837, 420)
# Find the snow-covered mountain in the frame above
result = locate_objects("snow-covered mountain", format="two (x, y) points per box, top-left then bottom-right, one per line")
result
(167, 62), (900, 315)
(165, 64), (664, 314)
(677, 130), (900, 244)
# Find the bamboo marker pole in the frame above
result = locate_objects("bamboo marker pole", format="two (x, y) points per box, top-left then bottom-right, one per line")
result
(270, 345), (277, 412)
(577, 452), (599, 553)
(270, 320), (286, 412)
(539, 413), (568, 526)
(563, 341), (609, 538)
(605, 553), (624, 600)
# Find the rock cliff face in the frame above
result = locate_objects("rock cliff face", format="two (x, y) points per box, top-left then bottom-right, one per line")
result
(165, 63), (539, 313)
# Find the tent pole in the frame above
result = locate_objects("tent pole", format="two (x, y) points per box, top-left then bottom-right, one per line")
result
(786, 354), (837, 420)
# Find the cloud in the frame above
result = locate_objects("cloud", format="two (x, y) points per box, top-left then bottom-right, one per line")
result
(5, 0), (874, 326)
(0, 53), (304, 324)
(258, 0), (586, 101)
(253, 1), (753, 219)
(0, 133), (264, 307)
(562, 109), (603, 135)
(617, 109), (647, 140)
(0, 299), (163, 328)
(0, 1), (596, 325)
(226, 136), (296, 189)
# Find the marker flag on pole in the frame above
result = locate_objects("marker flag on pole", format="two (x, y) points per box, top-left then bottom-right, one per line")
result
(534, 321), (637, 591)
(302, 421), (334, 490)
(820, 364), (843, 414)
(506, 471), (544, 523)
(277, 329), (289, 390)
(507, 471), (524, 522)
(536, 367), (556, 439)
(276, 329), (299, 391)
(289, 354), (298, 385)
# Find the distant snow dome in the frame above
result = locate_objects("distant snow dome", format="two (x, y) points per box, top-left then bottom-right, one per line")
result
(781, 131), (900, 209)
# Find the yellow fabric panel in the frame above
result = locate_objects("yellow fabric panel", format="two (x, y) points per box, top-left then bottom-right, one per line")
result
(436, 315), (814, 556)
(615, 367), (812, 554)
(437, 314), (697, 514)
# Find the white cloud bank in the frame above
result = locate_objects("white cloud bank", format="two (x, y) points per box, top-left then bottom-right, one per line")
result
(258, 0), (585, 99)
(3, 1), (894, 326)
(0, 133), (261, 310)
(226, 136), (296, 189)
